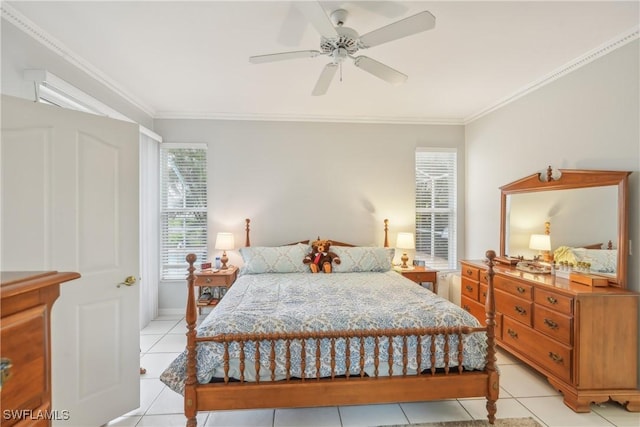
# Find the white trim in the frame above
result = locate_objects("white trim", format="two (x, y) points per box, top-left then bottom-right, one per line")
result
(157, 308), (186, 317)
(2, 2), (156, 118)
(161, 142), (208, 150)
(153, 111), (464, 126)
(140, 126), (163, 142)
(464, 26), (640, 124)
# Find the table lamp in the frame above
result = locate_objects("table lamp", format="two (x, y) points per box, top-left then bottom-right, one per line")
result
(396, 232), (415, 269)
(529, 234), (551, 261)
(215, 232), (234, 269)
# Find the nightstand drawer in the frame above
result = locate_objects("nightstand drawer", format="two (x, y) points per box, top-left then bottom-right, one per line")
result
(404, 272), (436, 283)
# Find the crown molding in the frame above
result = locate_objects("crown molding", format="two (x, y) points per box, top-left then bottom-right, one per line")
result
(1, 2), (157, 118)
(153, 110), (464, 126)
(464, 26), (639, 124)
(3, 2), (636, 127)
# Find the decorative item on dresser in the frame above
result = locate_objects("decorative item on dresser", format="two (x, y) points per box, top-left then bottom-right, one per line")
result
(461, 167), (639, 413)
(161, 218), (500, 427)
(1, 271), (81, 426)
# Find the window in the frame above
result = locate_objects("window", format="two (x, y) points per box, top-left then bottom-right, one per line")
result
(415, 148), (457, 270)
(160, 144), (208, 280)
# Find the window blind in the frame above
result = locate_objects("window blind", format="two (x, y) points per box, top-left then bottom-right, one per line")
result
(415, 149), (457, 270)
(160, 145), (207, 280)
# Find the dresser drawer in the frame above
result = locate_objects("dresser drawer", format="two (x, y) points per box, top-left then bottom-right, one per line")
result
(494, 276), (533, 300)
(535, 288), (573, 315)
(461, 277), (480, 301)
(495, 289), (533, 326)
(534, 305), (572, 345)
(461, 295), (502, 338)
(0, 305), (48, 417)
(502, 317), (572, 383)
(479, 270), (489, 284)
(461, 265), (479, 281)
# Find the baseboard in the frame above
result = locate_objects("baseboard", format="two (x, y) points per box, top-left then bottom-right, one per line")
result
(157, 308), (185, 317)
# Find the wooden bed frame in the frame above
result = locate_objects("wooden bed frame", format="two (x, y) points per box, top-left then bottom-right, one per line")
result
(182, 219), (499, 426)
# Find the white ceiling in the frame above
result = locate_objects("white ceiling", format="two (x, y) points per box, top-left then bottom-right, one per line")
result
(5, 1), (639, 124)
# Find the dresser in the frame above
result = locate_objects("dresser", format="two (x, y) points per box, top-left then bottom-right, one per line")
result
(1, 271), (80, 426)
(460, 260), (639, 412)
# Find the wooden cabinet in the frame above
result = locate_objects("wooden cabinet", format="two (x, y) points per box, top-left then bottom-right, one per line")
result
(460, 260), (640, 412)
(1, 271), (80, 426)
(195, 266), (238, 312)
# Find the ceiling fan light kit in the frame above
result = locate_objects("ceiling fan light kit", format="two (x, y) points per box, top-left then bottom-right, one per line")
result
(249, 2), (435, 96)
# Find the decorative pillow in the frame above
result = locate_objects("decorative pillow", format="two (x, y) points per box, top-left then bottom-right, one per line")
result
(239, 243), (310, 274)
(331, 246), (395, 273)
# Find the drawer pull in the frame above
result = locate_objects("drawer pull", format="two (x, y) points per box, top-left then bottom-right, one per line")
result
(465, 285), (474, 292)
(0, 357), (12, 388)
(462, 305), (471, 312)
(206, 278), (212, 283)
(547, 296), (558, 305)
(507, 329), (518, 339)
(482, 291), (487, 297)
(516, 286), (525, 294)
(514, 305), (527, 315)
(466, 269), (472, 275)
(544, 318), (559, 330)
(548, 352), (564, 364)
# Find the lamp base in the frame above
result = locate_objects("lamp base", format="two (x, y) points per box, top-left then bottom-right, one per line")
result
(400, 252), (409, 269)
(220, 251), (229, 270)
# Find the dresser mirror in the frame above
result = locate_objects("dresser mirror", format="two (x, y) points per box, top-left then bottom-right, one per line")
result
(499, 168), (630, 288)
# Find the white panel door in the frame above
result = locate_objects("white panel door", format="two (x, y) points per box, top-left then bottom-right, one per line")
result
(1, 95), (140, 426)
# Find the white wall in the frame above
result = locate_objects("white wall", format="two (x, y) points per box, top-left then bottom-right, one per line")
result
(466, 40), (639, 386)
(465, 40), (639, 291)
(153, 119), (465, 310)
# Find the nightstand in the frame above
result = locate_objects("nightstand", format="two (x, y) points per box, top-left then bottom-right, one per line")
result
(398, 266), (439, 293)
(194, 266), (238, 313)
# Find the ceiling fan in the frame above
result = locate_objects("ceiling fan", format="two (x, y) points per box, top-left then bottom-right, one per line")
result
(249, 2), (436, 96)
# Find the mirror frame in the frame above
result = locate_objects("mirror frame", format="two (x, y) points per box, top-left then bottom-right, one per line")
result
(499, 168), (631, 288)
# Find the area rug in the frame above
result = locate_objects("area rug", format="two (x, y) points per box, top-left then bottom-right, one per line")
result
(382, 417), (542, 427)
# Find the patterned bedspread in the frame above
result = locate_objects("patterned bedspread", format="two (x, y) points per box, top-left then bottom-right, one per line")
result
(160, 271), (488, 395)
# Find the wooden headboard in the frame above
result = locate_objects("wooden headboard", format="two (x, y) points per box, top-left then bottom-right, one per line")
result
(243, 218), (390, 248)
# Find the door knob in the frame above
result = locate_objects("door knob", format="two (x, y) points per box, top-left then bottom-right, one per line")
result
(117, 276), (137, 287)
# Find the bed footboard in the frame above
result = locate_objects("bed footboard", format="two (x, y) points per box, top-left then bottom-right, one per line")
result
(183, 250), (498, 426)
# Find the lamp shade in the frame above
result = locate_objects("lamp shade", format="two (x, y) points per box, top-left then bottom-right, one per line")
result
(529, 234), (551, 251)
(215, 232), (235, 250)
(396, 232), (415, 250)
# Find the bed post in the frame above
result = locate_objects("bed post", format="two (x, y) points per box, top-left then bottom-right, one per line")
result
(245, 218), (251, 247)
(383, 219), (389, 248)
(485, 250), (498, 424)
(184, 254), (198, 427)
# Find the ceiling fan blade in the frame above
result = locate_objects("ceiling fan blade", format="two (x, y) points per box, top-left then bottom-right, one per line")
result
(359, 11), (435, 48)
(249, 50), (322, 64)
(353, 56), (407, 86)
(312, 63), (339, 96)
(296, 1), (338, 39)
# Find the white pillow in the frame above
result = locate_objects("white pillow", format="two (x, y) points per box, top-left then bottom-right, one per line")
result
(331, 246), (395, 273)
(239, 243), (310, 274)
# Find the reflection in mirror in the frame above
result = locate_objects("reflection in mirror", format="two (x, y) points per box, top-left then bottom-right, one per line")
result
(499, 168), (630, 288)
(506, 186), (618, 276)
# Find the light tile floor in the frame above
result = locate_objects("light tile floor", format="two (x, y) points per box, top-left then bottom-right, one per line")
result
(106, 315), (640, 427)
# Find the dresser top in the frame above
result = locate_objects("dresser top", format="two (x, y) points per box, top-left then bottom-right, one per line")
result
(1, 271), (81, 298)
(460, 260), (638, 296)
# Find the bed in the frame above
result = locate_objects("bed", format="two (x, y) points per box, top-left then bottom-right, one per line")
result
(160, 219), (499, 426)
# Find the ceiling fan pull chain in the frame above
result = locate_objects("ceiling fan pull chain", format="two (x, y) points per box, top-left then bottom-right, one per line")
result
(340, 62), (343, 82)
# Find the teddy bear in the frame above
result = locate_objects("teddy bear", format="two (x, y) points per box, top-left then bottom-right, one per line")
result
(303, 239), (341, 273)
